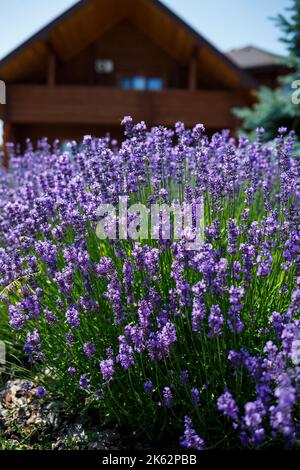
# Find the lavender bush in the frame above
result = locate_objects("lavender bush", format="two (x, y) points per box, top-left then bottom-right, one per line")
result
(0, 118), (299, 449)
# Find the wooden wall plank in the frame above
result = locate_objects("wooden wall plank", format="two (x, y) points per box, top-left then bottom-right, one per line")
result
(7, 85), (242, 129)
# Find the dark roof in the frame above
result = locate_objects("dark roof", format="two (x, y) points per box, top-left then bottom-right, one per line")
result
(226, 45), (285, 69)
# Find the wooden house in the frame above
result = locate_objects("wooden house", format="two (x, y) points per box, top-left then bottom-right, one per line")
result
(0, 0), (257, 162)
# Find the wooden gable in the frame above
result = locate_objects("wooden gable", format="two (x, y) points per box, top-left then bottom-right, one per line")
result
(0, 0), (256, 91)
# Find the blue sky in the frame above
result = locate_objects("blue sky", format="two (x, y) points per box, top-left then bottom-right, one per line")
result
(0, 0), (292, 60)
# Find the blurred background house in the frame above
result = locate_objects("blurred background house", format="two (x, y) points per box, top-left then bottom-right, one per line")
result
(0, 0), (256, 161)
(1, 0), (297, 166)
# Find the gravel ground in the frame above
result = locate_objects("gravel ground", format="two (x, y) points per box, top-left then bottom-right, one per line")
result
(0, 379), (121, 450)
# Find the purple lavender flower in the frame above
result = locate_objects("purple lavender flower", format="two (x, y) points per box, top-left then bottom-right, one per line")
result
(192, 123), (205, 142)
(2, 117), (300, 450)
(256, 249), (273, 277)
(125, 325), (145, 353)
(79, 374), (90, 391)
(281, 320), (300, 359)
(121, 116), (134, 136)
(35, 386), (48, 399)
(24, 329), (44, 360)
(191, 387), (200, 407)
(94, 389), (104, 400)
(83, 341), (96, 359)
(144, 380), (153, 394)
(288, 286), (300, 318)
(68, 367), (76, 376)
(106, 273), (124, 324)
(99, 358), (114, 383)
(138, 300), (152, 331)
(180, 416), (205, 450)
(191, 281), (206, 332)
(227, 286), (244, 333)
(66, 306), (80, 329)
(66, 331), (74, 347)
(270, 373), (296, 443)
(243, 400), (266, 446)
(208, 304), (224, 336)
(227, 219), (240, 255)
(8, 305), (25, 330)
(123, 257), (134, 304)
(180, 370), (189, 385)
(217, 391), (239, 421)
(22, 382), (32, 394)
(157, 322), (177, 356)
(163, 386), (173, 408)
(116, 335), (134, 369)
(270, 311), (285, 338)
(44, 308), (58, 325)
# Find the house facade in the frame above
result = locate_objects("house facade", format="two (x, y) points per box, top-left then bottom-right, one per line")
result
(0, 0), (257, 163)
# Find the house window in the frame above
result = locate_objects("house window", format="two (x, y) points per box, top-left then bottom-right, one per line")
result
(147, 78), (163, 91)
(120, 77), (131, 89)
(120, 76), (163, 91)
(132, 76), (147, 90)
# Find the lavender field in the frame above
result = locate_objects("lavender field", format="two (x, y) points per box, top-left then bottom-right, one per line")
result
(0, 118), (299, 450)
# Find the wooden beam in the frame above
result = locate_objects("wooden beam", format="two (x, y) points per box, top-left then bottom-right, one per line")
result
(47, 52), (56, 87)
(0, 106), (5, 120)
(189, 46), (198, 91)
(7, 85), (239, 129)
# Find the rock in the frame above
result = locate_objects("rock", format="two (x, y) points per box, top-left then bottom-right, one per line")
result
(0, 403), (9, 425)
(42, 402), (63, 429)
(88, 429), (120, 450)
(0, 379), (27, 408)
(1, 379), (122, 450)
(67, 422), (89, 445)
(0, 379), (64, 431)
(26, 412), (44, 426)
(51, 436), (65, 450)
